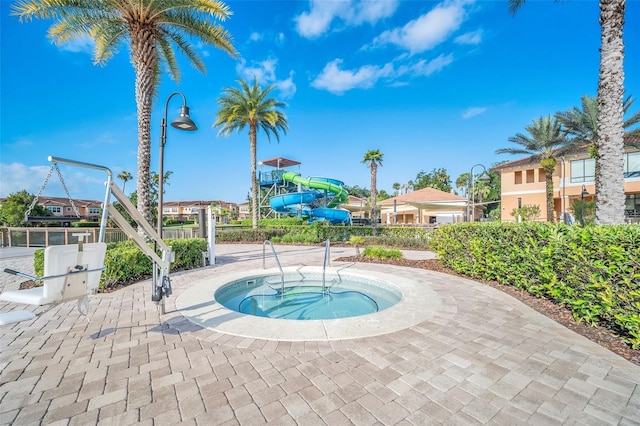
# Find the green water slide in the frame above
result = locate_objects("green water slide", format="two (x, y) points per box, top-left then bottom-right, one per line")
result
(281, 171), (348, 207)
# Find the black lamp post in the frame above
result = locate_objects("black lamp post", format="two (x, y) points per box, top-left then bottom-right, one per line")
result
(581, 185), (589, 226)
(158, 92), (197, 238)
(469, 164), (491, 222)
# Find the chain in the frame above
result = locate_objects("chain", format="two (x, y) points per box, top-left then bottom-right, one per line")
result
(25, 164), (55, 222)
(55, 164), (80, 217)
(24, 162), (81, 222)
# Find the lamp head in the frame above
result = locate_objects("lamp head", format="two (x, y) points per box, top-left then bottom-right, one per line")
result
(171, 106), (198, 131)
(478, 171), (491, 183)
(581, 186), (589, 196)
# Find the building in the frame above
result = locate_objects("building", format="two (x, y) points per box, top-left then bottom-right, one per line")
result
(378, 187), (468, 225)
(161, 200), (239, 224)
(0, 196), (103, 225)
(493, 136), (640, 223)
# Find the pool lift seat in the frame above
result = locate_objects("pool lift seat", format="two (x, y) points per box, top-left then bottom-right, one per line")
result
(0, 241), (107, 325)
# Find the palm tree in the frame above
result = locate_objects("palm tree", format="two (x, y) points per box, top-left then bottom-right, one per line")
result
(392, 182), (401, 196)
(214, 77), (288, 229)
(12, 0), (238, 224)
(557, 94), (640, 149)
(508, 0), (627, 224)
(362, 150), (384, 235)
(496, 115), (572, 222)
(117, 171), (133, 194)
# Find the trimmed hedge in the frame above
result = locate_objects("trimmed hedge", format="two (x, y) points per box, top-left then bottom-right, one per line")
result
(430, 223), (640, 349)
(34, 238), (208, 290)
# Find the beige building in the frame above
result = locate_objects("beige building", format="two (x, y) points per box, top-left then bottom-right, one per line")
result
(494, 136), (640, 223)
(161, 200), (239, 224)
(378, 187), (468, 225)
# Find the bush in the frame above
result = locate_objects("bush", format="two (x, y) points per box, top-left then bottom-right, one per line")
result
(430, 222), (640, 349)
(362, 246), (403, 260)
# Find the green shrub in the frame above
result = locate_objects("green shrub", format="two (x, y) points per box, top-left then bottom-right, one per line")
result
(431, 222), (640, 349)
(362, 246), (403, 260)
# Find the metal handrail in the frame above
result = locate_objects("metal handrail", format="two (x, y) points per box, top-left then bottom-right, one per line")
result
(322, 239), (330, 292)
(263, 240), (285, 294)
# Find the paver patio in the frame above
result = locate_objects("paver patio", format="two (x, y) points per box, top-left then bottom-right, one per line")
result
(1, 244), (638, 425)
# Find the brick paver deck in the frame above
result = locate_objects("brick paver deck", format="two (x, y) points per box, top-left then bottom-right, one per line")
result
(1, 244), (638, 425)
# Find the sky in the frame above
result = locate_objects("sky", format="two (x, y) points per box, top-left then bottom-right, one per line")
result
(1, 0), (639, 204)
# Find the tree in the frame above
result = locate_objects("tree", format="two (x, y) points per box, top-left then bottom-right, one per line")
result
(556, 94), (640, 171)
(413, 168), (452, 193)
(392, 182), (401, 196)
(13, 0), (238, 224)
(214, 77), (288, 229)
(0, 190), (52, 226)
(117, 171), (133, 194)
(508, 0), (628, 224)
(362, 149), (383, 236)
(496, 115), (572, 222)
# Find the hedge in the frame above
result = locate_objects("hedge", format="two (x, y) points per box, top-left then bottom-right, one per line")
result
(430, 222), (640, 349)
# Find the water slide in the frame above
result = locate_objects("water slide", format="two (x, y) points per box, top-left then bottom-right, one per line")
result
(269, 171), (351, 224)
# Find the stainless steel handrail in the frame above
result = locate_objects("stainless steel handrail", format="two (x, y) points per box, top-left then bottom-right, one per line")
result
(263, 240), (285, 293)
(322, 239), (330, 292)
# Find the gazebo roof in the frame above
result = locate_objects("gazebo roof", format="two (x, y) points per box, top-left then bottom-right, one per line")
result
(260, 157), (301, 168)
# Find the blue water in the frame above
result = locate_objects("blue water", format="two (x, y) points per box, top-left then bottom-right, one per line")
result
(215, 274), (401, 320)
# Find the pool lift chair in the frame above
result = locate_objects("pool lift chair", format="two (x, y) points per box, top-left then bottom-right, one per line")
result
(0, 156), (175, 325)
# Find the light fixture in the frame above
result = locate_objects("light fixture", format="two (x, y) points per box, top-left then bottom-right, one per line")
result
(158, 92), (198, 240)
(469, 164), (490, 222)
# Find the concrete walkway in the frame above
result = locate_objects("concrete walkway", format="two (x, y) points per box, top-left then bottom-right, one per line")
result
(0, 244), (638, 425)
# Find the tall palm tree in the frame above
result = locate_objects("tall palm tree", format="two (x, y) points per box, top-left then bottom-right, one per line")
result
(214, 77), (288, 229)
(117, 171), (133, 194)
(496, 115), (571, 222)
(12, 0), (238, 224)
(362, 150), (383, 235)
(508, 0), (627, 224)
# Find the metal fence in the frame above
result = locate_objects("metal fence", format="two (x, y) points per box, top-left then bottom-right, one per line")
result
(0, 227), (203, 248)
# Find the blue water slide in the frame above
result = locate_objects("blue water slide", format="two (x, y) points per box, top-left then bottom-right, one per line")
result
(269, 192), (317, 215)
(309, 208), (351, 224)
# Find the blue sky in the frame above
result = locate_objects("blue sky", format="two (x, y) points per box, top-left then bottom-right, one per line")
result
(1, 0), (639, 204)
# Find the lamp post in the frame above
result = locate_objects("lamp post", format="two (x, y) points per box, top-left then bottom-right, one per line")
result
(469, 164), (491, 222)
(158, 92), (198, 239)
(581, 185), (589, 226)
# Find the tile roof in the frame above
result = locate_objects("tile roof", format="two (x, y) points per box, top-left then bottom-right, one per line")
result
(379, 187), (466, 205)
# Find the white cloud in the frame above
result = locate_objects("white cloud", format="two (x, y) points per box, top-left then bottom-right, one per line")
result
(276, 72), (297, 99)
(295, 0), (398, 38)
(59, 35), (95, 55)
(250, 32), (263, 42)
(0, 163), (51, 197)
(462, 107), (487, 119)
(0, 162), (106, 200)
(236, 58), (297, 99)
(372, 0), (468, 55)
(311, 59), (394, 94)
(454, 29), (483, 45)
(411, 54), (454, 76)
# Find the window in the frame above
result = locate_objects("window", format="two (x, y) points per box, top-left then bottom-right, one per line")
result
(89, 207), (101, 215)
(47, 206), (62, 213)
(570, 158), (595, 183)
(624, 151), (640, 178)
(538, 168), (546, 182)
(66, 207), (72, 212)
(514, 171), (522, 184)
(526, 169), (535, 183)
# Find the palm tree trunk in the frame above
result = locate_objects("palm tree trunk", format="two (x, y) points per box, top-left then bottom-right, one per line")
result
(371, 162), (378, 236)
(250, 126), (258, 229)
(131, 28), (157, 225)
(595, 0), (626, 225)
(545, 165), (556, 222)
